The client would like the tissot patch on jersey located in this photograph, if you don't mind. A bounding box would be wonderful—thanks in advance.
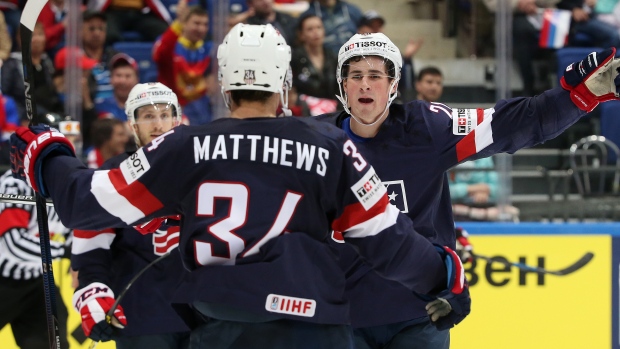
[120,148,151,184]
[351,167,386,210]
[383,180,409,213]
[452,109,479,135]
[265,294,316,317]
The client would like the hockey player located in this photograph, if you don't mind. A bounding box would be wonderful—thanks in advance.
[9,24,468,349]
[0,114,76,349]
[316,32,620,348]
[71,82,191,348]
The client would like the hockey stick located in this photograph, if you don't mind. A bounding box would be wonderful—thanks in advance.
[89,251,172,349]
[0,193,54,206]
[20,1,63,348]
[472,252,594,276]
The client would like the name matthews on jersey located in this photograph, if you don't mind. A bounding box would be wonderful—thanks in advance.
[193,135,330,176]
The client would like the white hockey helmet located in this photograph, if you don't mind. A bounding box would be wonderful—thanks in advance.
[217,23,292,110]
[125,82,181,124]
[336,33,403,83]
[336,33,403,125]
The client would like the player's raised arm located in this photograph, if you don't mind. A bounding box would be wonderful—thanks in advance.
[426,48,620,170]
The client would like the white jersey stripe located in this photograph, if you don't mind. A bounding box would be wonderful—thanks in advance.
[72,233,116,255]
[91,171,146,224]
[474,114,494,152]
[344,204,400,239]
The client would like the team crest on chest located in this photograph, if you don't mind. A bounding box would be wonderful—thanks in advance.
[244,70,256,85]
[383,180,408,213]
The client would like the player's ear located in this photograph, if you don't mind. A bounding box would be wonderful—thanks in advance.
[390,80,399,94]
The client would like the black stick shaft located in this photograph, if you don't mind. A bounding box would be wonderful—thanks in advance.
[20,0,61,347]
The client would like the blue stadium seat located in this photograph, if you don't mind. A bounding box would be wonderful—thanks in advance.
[112,42,157,83]
[120,31,144,42]
[599,100,620,160]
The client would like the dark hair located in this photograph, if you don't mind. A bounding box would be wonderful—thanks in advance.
[186,5,209,20]
[417,66,443,81]
[295,14,322,45]
[91,118,124,148]
[230,90,275,105]
[342,56,396,80]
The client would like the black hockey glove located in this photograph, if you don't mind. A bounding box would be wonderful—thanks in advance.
[426,245,472,331]
[560,47,620,112]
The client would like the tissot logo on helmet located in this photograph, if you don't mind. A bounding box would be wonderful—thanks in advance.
[345,41,388,51]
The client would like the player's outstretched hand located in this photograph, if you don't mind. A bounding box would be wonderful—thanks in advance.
[560,47,620,112]
[9,125,75,197]
[73,282,127,342]
[430,244,472,330]
[455,227,473,263]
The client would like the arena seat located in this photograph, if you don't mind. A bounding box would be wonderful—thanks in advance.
[112,42,157,83]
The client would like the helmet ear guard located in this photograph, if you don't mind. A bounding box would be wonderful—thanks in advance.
[336,33,403,124]
[217,23,292,111]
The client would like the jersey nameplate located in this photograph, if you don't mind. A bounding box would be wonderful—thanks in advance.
[452,109,478,135]
[265,294,316,317]
[351,167,386,210]
[120,148,151,184]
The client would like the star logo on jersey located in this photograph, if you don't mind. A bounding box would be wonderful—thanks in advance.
[383,180,408,213]
[244,70,256,85]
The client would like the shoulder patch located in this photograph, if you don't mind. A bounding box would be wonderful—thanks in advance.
[120,148,151,184]
[452,109,481,135]
[351,167,386,210]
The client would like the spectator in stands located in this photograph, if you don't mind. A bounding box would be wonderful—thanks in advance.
[449,157,520,221]
[484,0,620,96]
[0,11,10,61]
[416,66,444,102]
[0,91,19,141]
[558,0,620,48]
[300,0,363,54]
[245,0,296,45]
[82,10,120,105]
[153,0,214,125]
[41,47,99,149]
[38,0,68,57]
[597,0,620,34]
[1,22,55,121]
[86,118,129,168]
[88,0,171,43]
[291,14,339,114]
[356,10,421,101]
[96,53,140,121]
[0,0,19,49]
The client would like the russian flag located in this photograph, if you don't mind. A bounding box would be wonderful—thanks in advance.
[539,9,572,49]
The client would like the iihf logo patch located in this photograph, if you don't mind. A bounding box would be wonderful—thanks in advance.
[383,180,409,213]
[244,70,256,85]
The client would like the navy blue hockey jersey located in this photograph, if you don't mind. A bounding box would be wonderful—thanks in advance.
[70,152,190,337]
[317,87,587,327]
[42,116,450,324]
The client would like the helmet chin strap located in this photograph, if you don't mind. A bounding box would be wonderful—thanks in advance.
[338,78,400,128]
[278,89,292,117]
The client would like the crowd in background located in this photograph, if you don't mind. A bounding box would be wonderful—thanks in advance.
[1,0,618,221]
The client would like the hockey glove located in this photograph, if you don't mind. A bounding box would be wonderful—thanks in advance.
[560,47,620,112]
[455,227,474,263]
[430,245,471,331]
[134,215,181,235]
[73,282,127,342]
[9,125,75,197]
